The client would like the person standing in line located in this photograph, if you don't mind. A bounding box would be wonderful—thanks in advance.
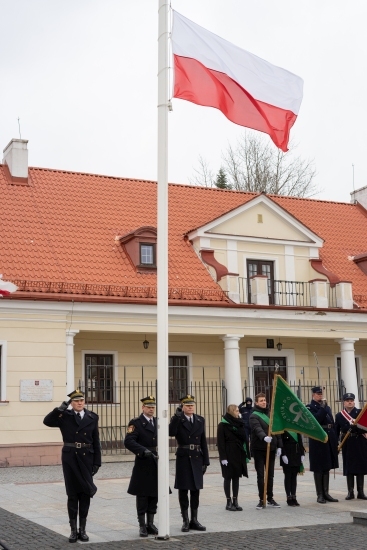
[306,386,339,504]
[43,389,101,543]
[238,397,253,448]
[335,392,367,500]
[217,404,249,511]
[124,396,159,537]
[169,394,209,532]
[280,431,305,506]
[249,393,282,510]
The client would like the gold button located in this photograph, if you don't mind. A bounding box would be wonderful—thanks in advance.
[83,453,85,456]
[84,433,86,435]
[76,432,78,434]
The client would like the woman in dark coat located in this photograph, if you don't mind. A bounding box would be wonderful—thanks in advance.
[280,431,305,506]
[217,404,249,511]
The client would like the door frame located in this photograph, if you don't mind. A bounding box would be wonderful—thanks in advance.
[246,348,296,392]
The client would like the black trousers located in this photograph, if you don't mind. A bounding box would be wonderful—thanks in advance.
[178,489,200,510]
[253,450,275,500]
[136,495,158,516]
[284,467,298,496]
[67,493,90,520]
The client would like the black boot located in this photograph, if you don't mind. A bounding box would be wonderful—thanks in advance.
[189,509,206,531]
[181,509,190,532]
[138,514,148,537]
[357,475,367,499]
[78,518,89,542]
[323,472,338,502]
[68,518,78,543]
[314,473,326,503]
[292,495,300,506]
[232,497,242,511]
[146,513,158,535]
[226,497,236,511]
[345,474,355,500]
[287,496,295,506]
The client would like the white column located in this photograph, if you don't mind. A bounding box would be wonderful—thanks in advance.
[66,330,79,394]
[336,338,359,407]
[222,335,244,406]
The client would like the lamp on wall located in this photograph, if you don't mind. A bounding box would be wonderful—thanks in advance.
[276,339,283,351]
[143,335,149,349]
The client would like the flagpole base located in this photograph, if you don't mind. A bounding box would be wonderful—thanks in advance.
[155,535,170,540]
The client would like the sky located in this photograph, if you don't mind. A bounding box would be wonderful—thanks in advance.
[1,0,367,203]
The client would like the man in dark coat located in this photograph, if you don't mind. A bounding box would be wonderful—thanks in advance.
[43,389,101,543]
[169,394,209,532]
[124,396,158,537]
[280,431,305,506]
[249,392,282,509]
[335,392,367,500]
[238,397,253,442]
[306,386,339,504]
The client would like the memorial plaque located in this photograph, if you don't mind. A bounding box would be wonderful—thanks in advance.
[20,379,53,401]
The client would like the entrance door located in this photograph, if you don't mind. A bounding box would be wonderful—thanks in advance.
[247,260,275,304]
[253,356,287,405]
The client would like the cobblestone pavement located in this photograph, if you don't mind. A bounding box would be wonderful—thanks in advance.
[0,506,366,550]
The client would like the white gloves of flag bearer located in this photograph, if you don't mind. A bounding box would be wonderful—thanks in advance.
[264,436,272,444]
[281,455,288,464]
[276,448,282,458]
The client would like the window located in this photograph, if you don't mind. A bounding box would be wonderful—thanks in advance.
[140,243,155,265]
[247,259,274,304]
[85,354,114,403]
[169,356,188,403]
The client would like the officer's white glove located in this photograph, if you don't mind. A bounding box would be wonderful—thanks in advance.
[281,455,288,464]
[301,455,305,463]
[276,448,282,458]
[264,436,272,444]
[221,460,228,466]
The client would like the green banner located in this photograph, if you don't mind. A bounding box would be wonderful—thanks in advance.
[271,375,328,443]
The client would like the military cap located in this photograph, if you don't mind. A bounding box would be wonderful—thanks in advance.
[141,396,156,406]
[67,389,85,401]
[180,394,195,405]
[311,386,323,394]
[343,392,355,401]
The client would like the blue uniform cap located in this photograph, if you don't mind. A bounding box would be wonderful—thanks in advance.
[343,393,355,401]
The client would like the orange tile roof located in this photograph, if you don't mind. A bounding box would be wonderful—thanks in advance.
[1,164,367,306]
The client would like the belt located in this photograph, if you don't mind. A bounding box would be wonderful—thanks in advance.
[63,442,91,449]
[343,432,358,438]
[178,444,201,451]
[321,424,333,429]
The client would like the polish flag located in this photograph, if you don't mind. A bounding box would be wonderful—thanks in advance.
[356,404,367,431]
[172,11,303,152]
[0,275,18,297]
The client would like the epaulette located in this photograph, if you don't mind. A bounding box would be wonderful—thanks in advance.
[87,410,99,420]
[128,417,139,425]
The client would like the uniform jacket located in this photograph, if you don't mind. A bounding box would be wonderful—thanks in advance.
[217,413,249,480]
[249,405,283,453]
[169,412,209,491]
[238,403,253,437]
[43,407,101,497]
[124,413,158,497]
[280,432,305,471]
[335,407,367,475]
[306,399,339,472]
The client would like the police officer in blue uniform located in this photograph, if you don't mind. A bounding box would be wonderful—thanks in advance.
[124,396,158,537]
[306,386,339,504]
[43,389,101,543]
[169,395,210,532]
[335,392,367,500]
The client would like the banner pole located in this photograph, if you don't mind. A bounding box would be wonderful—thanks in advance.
[338,402,367,452]
[263,374,278,507]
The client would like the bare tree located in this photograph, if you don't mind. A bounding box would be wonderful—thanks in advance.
[189,155,215,188]
[190,132,318,197]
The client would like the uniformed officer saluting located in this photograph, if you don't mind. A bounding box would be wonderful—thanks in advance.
[169,394,209,532]
[335,392,367,500]
[306,386,339,504]
[43,389,101,543]
[124,396,159,538]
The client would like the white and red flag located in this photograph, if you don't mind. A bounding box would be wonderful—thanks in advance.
[356,405,367,431]
[171,11,303,152]
[0,275,18,297]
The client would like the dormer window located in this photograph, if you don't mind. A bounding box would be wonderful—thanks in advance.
[140,243,155,266]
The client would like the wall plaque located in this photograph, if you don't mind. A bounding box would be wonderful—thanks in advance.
[20,379,53,401]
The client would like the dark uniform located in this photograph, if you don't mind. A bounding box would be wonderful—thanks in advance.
[124,396,158,537]
[335,392,367,500]
[43,389,101,542]
[169,394,209,532]
[280,431,305,506]
[238,397,253,443]
[306,386,339,504]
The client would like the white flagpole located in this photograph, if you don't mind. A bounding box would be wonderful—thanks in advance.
[157,0,170,539]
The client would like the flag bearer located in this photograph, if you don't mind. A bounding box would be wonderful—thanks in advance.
[335,392,367,500]
[43,389,101,543]
[169,395,210,532]
[124,396,159,537]
[306,386,339,504]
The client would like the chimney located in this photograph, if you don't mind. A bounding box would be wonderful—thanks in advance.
[3,139,28,179]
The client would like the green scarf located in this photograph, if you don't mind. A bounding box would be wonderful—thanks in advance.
[251,410,270,424]
[221,417,250,462]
